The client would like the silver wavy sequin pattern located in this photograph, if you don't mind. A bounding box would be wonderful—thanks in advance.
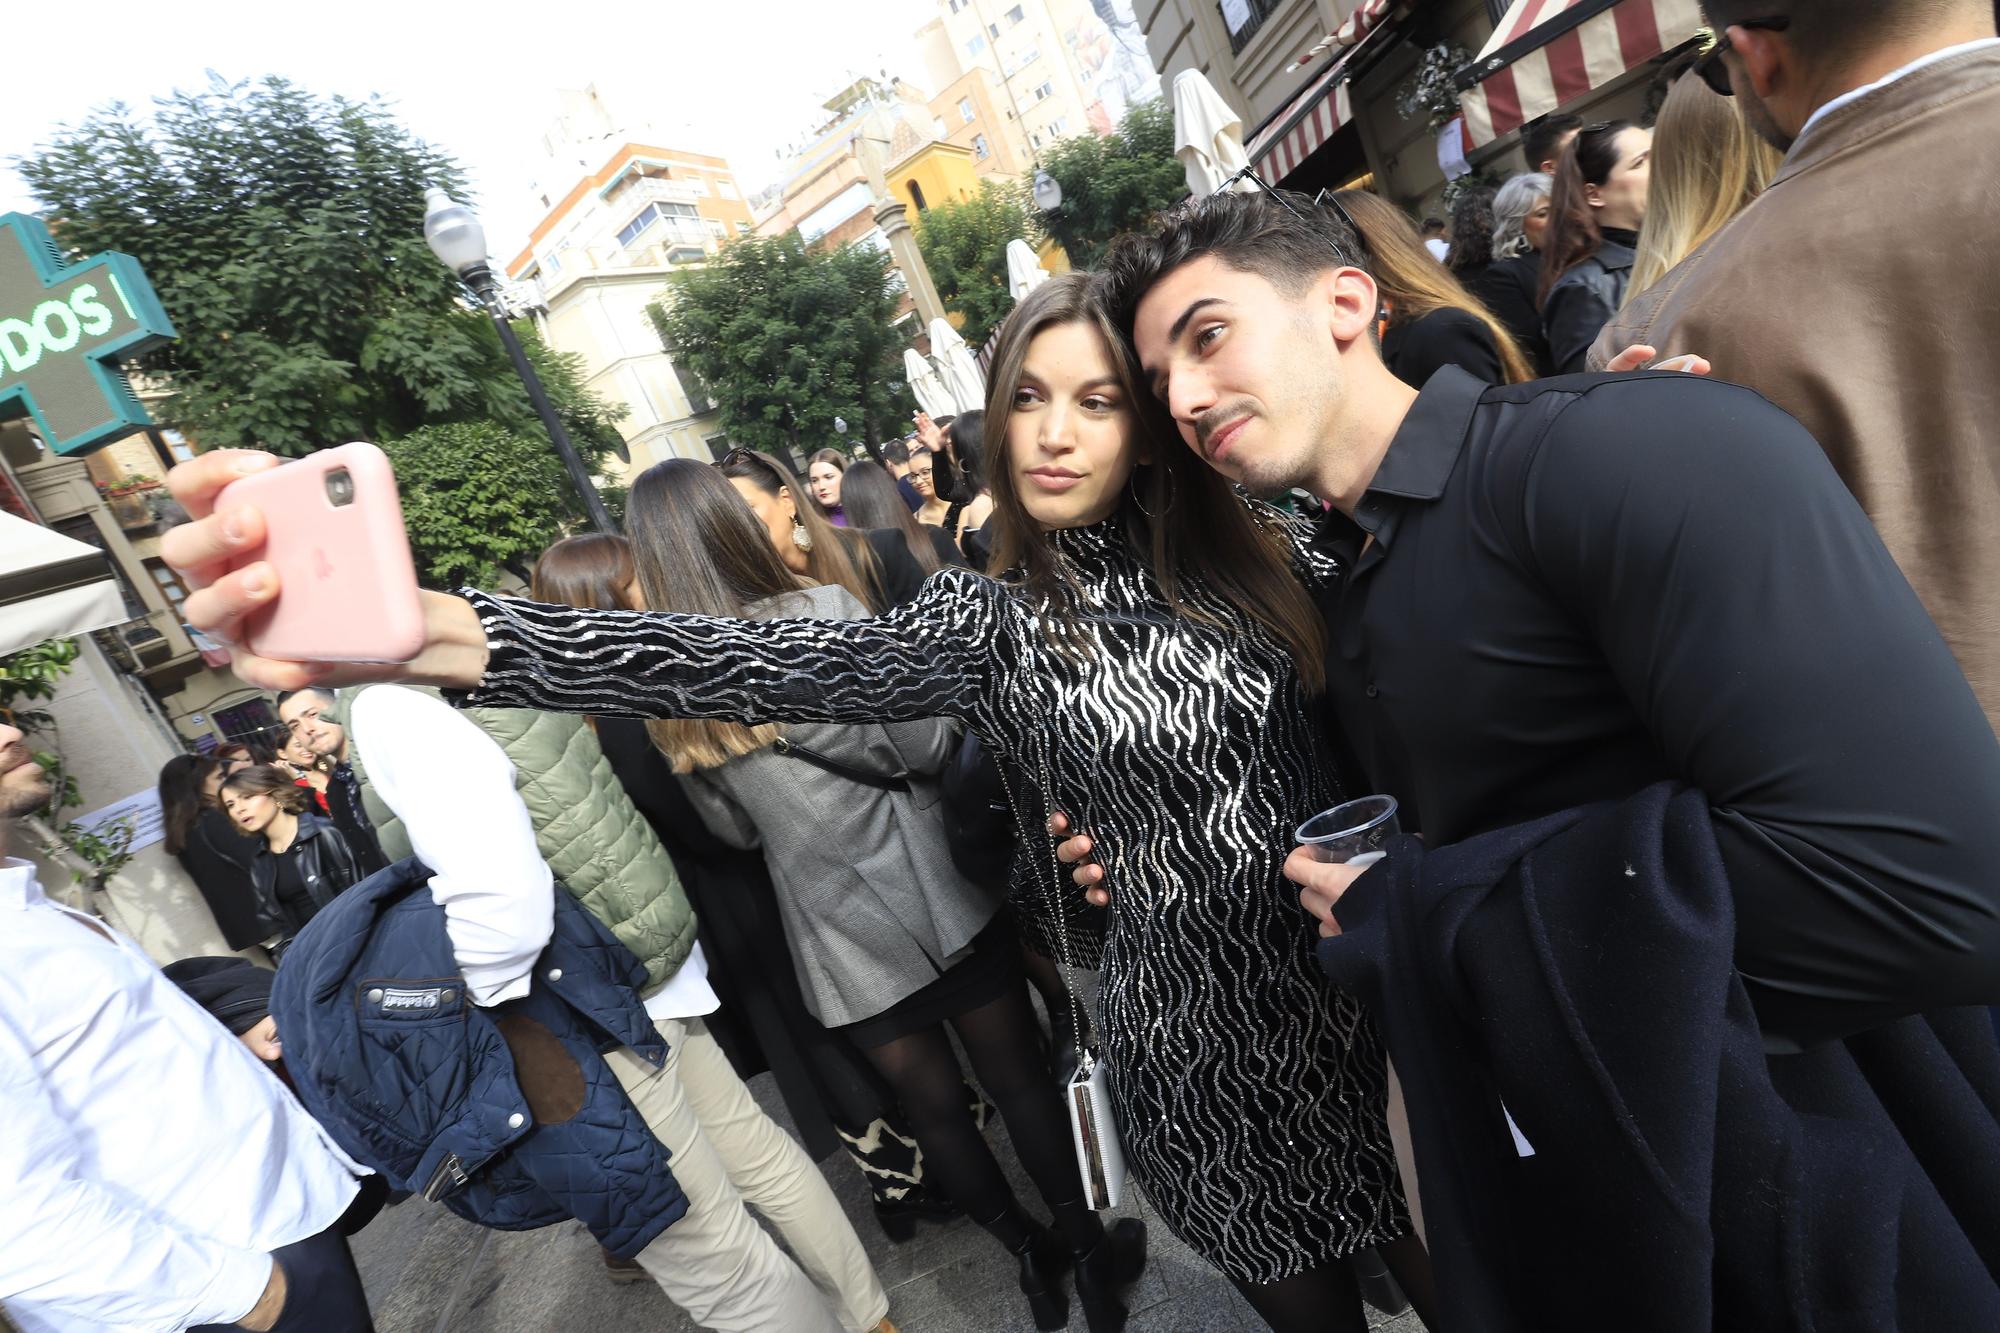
[458,514,1408,1282]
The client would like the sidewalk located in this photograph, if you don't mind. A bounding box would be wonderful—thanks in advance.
[350,1068,1428,1333]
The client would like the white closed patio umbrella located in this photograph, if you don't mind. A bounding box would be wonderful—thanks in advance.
[1173,69,1251,199]
[904,348,956,420]
[0,513,126,656]
[927,317,987,415]
[1006,239,1051,301]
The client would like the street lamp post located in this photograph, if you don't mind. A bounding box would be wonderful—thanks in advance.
[421,188,615,534]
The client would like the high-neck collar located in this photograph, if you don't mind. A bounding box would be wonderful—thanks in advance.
[1,857,44,910]
[1045,509,1130,563]
[1600,226,1641,250]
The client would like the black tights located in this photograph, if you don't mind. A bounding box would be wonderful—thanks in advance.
[1231,1260,1368,1333]
[860,979,1102,1254]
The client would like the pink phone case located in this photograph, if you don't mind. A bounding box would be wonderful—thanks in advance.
[216,442,427,664]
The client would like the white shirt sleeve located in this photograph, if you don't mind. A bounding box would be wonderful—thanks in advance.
[348,686,554,1005]
[0,1006,272,1329]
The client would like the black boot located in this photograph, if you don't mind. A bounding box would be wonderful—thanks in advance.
[872,1184,960,1243]
[1012,1227,1073,1331]
[1071,1218,1147,1333]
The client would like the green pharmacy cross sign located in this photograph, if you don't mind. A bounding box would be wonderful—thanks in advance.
[0,212,176,456]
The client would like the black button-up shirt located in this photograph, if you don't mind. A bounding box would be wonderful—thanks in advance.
[1314,367,2000,1049]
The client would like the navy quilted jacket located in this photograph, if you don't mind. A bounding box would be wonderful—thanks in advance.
[270,857,689,1258]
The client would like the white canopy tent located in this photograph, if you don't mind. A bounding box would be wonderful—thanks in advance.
[927,317,987,415]
[1172,69,1251,198]
[0,512,126,657]
[1006,239,1052,301]
[904,348,957,420]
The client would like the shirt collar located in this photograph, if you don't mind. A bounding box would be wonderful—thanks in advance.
[1797,38,2000,142]
[1349,365,1486,533]
[1,857,47,910]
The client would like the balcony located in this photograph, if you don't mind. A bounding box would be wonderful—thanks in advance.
[99,481,170,534]
[1220,0,1287,55]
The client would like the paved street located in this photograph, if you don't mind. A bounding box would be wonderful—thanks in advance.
[351,1068,1427,1333]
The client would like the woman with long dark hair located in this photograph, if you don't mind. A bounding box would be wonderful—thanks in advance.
[220,764,365,958]
[1538,120,1653,373]
[838,461,962,574]
[159,753,266,949]
[934,411,996,559]
[715,449,932,611]
[530,532,964,1245]
[225,273,1425,1329]
[614,460,1144,1329]
[1442,182,1497,286]
[1335,189,1534,388]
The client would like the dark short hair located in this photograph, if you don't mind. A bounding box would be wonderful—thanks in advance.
[1421,216,1446,233]
[275,686,336,716]
[882,440,911,465]
[1098,188,1370,343]
[1703,0,1980,64]
[1523,113,1584,170]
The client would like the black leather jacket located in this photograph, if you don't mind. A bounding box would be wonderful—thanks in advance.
[1543,235,1637,375]
[249,811,364,942]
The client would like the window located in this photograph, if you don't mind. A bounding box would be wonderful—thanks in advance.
[1031,131,1043,149]
[1006,4,1024,22]
[907,179,929,211]
[705,434,733,461]
[617,200,699,248]
[684,176,708,195]
[706,219,727,238]
[1033,81,1054,102]
[736,220,750,233]
[966,34,986,57]
[543,251,563,275]
[958,96,975,123]
[973,134,991,159]
[143,558,189,614]
[718,179,737,199]
[1051,116,1070,136]
[1007,45,1039,74]
[948,0,967,10]
[988,22,999,38]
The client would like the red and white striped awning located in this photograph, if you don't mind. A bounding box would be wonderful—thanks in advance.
[1458,0,1704,148]
[1247,0,1396,182]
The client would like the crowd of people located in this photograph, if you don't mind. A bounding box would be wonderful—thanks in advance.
[6,3,2000,1331]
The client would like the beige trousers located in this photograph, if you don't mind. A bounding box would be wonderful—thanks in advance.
[607,1017,889,1333]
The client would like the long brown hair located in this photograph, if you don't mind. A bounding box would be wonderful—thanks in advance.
[624,460,799,772]
[159,754,221,856]
[840,459,942,575]
[806,448,850,516]
[1627,71,1780,301]
[717,449,887,613]
[1539,120,1636,307]
[985,273,1327,692]
[220,764,313,816]
[1334,189,1534,385]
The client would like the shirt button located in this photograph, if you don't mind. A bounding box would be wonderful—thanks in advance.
[546,967,563,982]
[1365,681,1380,698]
[507,1112,525,1129]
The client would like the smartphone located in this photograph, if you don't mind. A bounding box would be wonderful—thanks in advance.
[215,441,426,664]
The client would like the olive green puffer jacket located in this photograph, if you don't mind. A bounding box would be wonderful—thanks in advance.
[346,689,696,994]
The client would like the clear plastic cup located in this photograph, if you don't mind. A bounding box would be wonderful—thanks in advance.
[1295,795,1400,866]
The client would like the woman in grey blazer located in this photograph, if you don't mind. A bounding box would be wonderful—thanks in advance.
[613,460,1143,1332]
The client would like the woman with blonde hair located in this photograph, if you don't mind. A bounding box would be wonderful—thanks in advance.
[1625,62,1783,301]
[1334,189,1535,388]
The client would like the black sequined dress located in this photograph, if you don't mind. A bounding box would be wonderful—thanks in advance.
[455,513,1408,1282]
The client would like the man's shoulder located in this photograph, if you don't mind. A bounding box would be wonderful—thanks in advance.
[1471,372,1803,468]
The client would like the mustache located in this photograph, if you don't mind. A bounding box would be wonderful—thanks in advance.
[1193,402,1255,451]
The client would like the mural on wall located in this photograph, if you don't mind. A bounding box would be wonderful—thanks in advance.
[1064,0,1161,136]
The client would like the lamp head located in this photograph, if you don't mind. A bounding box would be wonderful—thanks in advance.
[423,188,490,279]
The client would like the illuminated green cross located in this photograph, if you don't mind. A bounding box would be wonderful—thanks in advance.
[0,212,176,456]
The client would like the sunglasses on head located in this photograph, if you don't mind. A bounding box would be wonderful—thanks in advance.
[1691,16,1791,97]
[1213,164,1371,267]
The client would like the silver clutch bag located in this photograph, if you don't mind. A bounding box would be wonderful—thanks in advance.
[1067,1049,1127,1210]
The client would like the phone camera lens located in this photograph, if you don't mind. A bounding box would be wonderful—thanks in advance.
[325,469,355,507]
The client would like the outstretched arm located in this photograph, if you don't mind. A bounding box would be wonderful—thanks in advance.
[455,571,996,729]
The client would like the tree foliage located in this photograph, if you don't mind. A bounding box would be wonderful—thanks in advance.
[914,181,1034,349]
[14,77,607,459]
[648,234,915,460]
[1038,98,1188,270]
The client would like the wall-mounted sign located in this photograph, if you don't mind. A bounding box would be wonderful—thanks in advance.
[0,212,176,456]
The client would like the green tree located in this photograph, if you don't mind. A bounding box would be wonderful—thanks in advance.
[648,234,915,460]
[1038,98,1188,270]
[914,181,1034,348]
[13,77,589,457]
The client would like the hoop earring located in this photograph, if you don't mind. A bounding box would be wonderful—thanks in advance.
[791,515,814,553]
[1131,465,1174,521]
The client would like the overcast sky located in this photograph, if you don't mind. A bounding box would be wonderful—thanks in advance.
[0,0,940,257]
